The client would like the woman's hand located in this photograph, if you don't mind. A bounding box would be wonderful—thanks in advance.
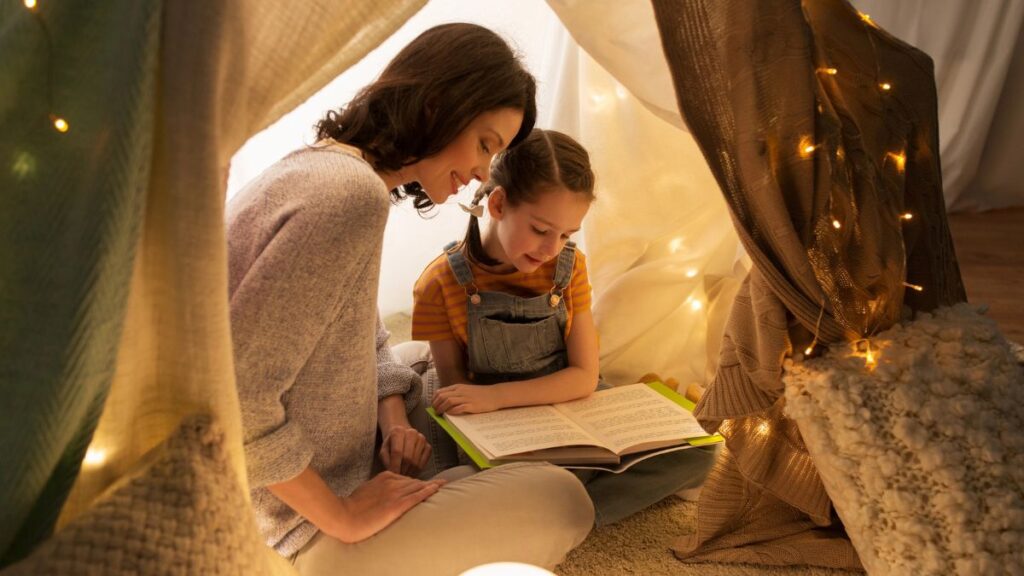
[326,471,444,543]
[432,383,502,415]
[379,425,431,476]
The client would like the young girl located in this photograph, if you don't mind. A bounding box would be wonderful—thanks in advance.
[411,129,716,525]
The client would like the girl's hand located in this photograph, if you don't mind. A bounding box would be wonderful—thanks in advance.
[327,472,444,543]
[432,383,502,415]
[379,425,431,476]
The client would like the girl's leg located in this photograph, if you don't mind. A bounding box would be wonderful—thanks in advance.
[577,446,718,526]
[291,462,594,576]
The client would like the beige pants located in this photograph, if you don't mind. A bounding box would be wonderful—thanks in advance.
[291,462,594,575]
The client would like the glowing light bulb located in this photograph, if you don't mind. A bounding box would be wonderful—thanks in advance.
[804,345,814,355]
[668,237,684,253]
[900,213,914,221]
[24,0,37,9]
[903,282,924,292]
[685,268,698,278]
[614,84,629,100]
[888,151,906,172]
[52,116,69,133]
[798,136,816,158]
[690,299,703,311]
[756,421,771,436]
[859,12,875,26]
[83,447,107,467]
[832,219,842,229]
[880,82,892,91]
[825,67,837,75]
[865,344,877,368]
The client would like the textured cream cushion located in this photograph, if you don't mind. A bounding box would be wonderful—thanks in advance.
[784,304,1024,574]
[4,415,276,576]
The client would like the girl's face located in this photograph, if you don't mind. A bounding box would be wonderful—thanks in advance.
[486,186,591,273]
[410,107,524,206]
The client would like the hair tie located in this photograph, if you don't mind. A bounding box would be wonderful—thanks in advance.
[459,203,485,218]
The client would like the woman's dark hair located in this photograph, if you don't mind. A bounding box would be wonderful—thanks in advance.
[464,129,596,266]
[315,23,537,211]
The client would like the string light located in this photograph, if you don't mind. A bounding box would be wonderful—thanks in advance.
[887,151,906,172]
[83,447,107,467]
[24,0,37,9]
[685,268,698,278]
[903,282,924,292]
[865,341,877,368]
[900,213,914,221]
[690,299,703,311]
[832,219,842,229]
[799,136,817,157]
[51,115,69,133]
[859,12,877,27]
[879,82,892,91]
[818,67,838,76]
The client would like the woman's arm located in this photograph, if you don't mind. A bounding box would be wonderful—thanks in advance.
[432,309,600,414]
[267,466,443,544]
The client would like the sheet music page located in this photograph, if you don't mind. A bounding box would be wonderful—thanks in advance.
[555,383,707,454]
[445,404,599,458]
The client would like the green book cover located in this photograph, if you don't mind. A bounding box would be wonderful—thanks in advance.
[426,381,723,469]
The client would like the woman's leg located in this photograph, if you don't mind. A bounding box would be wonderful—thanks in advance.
[292,462,594,576]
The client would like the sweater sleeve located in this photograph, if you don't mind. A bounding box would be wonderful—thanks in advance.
[228,154,387,488]
[375,313,422,411]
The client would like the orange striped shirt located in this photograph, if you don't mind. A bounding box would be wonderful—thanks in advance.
[412,246,592,348]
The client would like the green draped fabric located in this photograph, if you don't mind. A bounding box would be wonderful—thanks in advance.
[0,1,160,565]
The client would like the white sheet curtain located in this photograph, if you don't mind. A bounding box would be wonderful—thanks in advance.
[226,0,1024,388]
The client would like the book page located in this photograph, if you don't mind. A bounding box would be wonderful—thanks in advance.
[555,383,708,454]
[445,405,600,458]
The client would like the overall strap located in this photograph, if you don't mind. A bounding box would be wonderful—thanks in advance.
[443,241,476,287]
[444,241,482,304]
[548,241,577,307]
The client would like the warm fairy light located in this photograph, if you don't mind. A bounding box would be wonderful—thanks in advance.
[668,237,684,253]
[52,116,69,133]
[903,282,924,292]
[685,268,699,278]
[756,420,771,436]
[900,213,914,221]
[859,12,876,27]
[799,136,818,158]
[832,219,842,229]
[24,0,37,9]
[865,345,877,368]
[818,67,838,76]
[804,345,815,356]
[83,447,107,467]
[690,299,703,311]
[880,82,892,91]
[614,84,629,100]
[888,151,906,172]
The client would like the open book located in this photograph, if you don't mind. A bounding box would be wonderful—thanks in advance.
[427,382,722,473]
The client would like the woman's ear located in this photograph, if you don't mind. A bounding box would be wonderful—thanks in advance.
[487,187,506,220]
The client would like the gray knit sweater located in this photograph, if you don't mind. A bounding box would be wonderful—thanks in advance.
[227,145,420,556]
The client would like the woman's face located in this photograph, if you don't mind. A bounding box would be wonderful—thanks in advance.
[410,107,524,205]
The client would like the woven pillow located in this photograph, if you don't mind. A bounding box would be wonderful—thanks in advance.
[3,415,276,576]
[784,304,1024,575]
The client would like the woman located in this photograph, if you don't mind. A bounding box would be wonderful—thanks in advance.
[227,23,593,575]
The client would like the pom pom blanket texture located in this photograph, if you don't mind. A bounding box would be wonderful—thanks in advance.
[784,304,1024,575]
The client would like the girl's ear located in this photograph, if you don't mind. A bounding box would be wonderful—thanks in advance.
[487,187,507,220]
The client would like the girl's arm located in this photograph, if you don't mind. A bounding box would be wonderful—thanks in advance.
[429,339,471,387]
[432,309,600,414]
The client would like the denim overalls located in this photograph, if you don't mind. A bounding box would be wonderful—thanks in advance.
[444,240,575,385]
[440,241,718,526]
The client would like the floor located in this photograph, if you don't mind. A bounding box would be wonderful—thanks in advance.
[947,207,1024,343]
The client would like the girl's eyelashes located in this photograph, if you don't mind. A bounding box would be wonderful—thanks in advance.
[480,140,491,154]
[531,225,548,235]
